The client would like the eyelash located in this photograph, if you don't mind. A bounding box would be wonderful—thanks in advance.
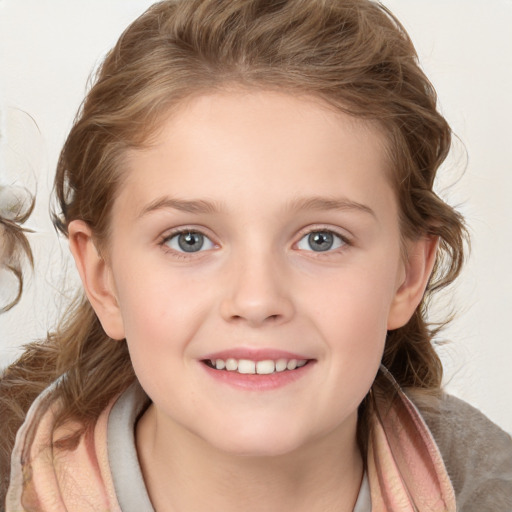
[158,226,352,258]
[295,226,352,255]
[158,228,216,259]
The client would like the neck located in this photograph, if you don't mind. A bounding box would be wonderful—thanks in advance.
[136,405,364,512]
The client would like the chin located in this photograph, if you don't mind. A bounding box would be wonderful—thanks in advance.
[201,422,309,458]
[189,405,357,460]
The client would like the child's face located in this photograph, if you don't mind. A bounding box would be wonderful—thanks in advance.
[93,91,416,455]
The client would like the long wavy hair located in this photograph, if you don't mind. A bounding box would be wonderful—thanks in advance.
[0,0,467,494]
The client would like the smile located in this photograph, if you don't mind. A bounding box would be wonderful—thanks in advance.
[204,358,309,374]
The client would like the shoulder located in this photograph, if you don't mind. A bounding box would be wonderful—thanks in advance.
[5,380,122,511]
[417,393,512,511]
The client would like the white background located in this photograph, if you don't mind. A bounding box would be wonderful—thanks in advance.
[0,0,511,433]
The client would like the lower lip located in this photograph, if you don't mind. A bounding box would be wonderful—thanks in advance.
[200,361,314,391]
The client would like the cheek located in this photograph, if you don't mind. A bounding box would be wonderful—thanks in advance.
[306,256,399,372]
[113,263,216,357]
[310,259,399,332]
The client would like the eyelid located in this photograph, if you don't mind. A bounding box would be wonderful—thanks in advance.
[159,226,218,254]
[157,224,352,256]
[294,226,352,252]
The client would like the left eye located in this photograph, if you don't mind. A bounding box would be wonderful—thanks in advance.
[164,231,215,253]
[296,230,346,252]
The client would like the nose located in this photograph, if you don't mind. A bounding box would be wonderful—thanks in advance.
[219,249,295,327]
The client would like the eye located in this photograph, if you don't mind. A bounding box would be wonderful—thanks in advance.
[163,231,215,253]
[296,230,346,252]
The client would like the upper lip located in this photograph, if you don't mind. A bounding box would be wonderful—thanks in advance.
[201,348,312,362]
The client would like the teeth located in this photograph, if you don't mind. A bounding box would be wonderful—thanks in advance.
[287,359,297,370]
[256,360,275,374]
[275,359,288,372]
[209,358,308,374]
[238,359,256,374]
[225,358,238,371]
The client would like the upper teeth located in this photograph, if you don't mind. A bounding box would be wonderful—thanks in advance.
[209,358,308,374]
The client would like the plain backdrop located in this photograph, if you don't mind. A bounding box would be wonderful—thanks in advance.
[0,0,511,433]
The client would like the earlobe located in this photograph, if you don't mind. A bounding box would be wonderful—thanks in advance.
[68,220,125,340]
[387,236,439,330]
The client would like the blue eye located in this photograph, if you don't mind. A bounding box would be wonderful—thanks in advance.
[164,231,215,253]
[297,230,346,252]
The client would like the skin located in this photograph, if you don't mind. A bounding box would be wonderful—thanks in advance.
[69,90,437,512]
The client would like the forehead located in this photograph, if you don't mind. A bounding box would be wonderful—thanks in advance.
[117,90,395,219]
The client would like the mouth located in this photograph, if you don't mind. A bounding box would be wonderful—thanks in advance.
[202,358,310,375]
[200,349,315,390]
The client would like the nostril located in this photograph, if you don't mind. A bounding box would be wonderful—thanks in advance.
[220,294,294,326]
[229,313,279,323]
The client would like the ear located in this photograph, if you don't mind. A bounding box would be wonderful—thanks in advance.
[387,236,438,330]
[68,220,125,340]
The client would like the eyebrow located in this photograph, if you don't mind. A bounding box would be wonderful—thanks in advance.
[286,196,376,218]
[137,195,375,218]
[137,197,223,218]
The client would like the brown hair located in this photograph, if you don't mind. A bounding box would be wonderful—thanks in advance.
[0,0,467,493]
[0,186,34,313]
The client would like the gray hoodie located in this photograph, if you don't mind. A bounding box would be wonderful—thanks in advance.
[421,394,512,510]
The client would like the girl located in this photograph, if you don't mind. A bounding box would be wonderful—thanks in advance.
[1,0,511,510]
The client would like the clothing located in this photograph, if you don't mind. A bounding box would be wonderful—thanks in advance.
[420,393,512,510]
[107,385,368,511]
[5,371,512,511]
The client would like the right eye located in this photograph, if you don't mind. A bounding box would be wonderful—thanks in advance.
[163,231,215,253]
